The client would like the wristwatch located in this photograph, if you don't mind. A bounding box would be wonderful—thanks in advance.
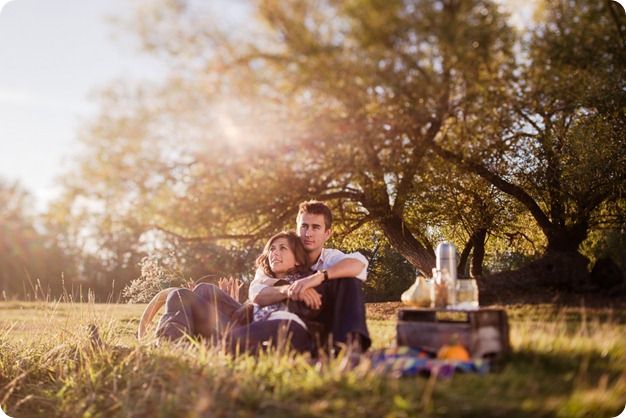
[318,269,329,282]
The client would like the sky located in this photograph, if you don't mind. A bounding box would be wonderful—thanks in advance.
[0,0,165,211]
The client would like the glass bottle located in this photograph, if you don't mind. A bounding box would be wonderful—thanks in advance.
[430,268,450,309]
[455,279,479,310]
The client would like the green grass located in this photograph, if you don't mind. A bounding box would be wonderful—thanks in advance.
[1,301,625,417]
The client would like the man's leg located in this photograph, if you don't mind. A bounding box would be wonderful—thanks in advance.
[315,277,371,352]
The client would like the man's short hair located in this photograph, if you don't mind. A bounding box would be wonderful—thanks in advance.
[297,200,332,231]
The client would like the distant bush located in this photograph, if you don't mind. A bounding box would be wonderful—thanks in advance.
[362,244,415,302]
[122,256,188,303]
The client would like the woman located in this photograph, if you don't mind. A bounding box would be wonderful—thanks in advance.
[153,231,315,354]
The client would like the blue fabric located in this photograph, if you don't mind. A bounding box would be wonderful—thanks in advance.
[367,346,490,378]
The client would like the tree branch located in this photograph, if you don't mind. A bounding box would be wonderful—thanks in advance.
[148,225,255,243]
[432,141,555,237]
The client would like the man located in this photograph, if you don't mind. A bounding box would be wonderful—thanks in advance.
[249,200,371,352]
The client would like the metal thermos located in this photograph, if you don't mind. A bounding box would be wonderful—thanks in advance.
[436,241,457,307]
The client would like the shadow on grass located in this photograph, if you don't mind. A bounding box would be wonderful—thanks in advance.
[431,348,625,418]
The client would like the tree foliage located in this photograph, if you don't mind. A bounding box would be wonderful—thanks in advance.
[46,0,626,298]
[0,180,71,299]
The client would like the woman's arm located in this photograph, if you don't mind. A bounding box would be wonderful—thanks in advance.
[252,284,289,306]
[253,278,322,309]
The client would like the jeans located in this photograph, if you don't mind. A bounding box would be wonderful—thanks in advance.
[155,283,313,354]
[314,277,371,351]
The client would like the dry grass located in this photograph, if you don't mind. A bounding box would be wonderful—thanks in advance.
[1,300,625,417]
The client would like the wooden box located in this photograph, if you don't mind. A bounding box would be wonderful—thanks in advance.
[396,308,510,359]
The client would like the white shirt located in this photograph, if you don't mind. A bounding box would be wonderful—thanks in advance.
[248,248,369,302]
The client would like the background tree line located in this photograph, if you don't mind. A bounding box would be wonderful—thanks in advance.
[1,0,624,302]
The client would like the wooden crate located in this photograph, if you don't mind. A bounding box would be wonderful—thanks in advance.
[396,308,510,359]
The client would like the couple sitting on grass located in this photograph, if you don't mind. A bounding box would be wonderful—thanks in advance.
[154,200,371,356]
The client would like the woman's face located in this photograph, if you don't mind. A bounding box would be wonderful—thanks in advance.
[268,237,298,278]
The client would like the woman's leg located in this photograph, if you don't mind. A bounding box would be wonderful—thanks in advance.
[192,283,242,337]
[225,320,313,355]
[155,288,207,341]
[155,284,241,342]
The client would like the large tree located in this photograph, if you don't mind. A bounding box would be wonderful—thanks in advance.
[57,0,624,293]
[433,0,626,287]
[60,0,517,278]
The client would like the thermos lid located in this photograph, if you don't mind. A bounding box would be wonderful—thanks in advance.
[436,241,456,257]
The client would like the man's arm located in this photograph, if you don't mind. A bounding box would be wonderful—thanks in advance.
[289,254,368,299]
[320,249,369,281]
[325,257,367,280]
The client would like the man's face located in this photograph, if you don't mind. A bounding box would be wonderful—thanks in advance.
[297,212,331,254]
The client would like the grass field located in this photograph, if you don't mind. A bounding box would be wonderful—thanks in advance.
[1,299,625,417]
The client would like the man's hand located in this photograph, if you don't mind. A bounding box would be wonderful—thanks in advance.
[286,288,322,319]
[294,288,322,310]
[288,271,324,301]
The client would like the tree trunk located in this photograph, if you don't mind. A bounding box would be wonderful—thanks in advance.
[377,215,436,277]
[470,228,487,277]
[458,238,473,276]
[545,222,589,253]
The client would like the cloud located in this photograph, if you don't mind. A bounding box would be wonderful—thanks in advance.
[0,89,80,111]
[0,89,59,107]
[0,1,13,13]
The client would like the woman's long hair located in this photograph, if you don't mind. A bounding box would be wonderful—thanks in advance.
[255,231,311,278]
